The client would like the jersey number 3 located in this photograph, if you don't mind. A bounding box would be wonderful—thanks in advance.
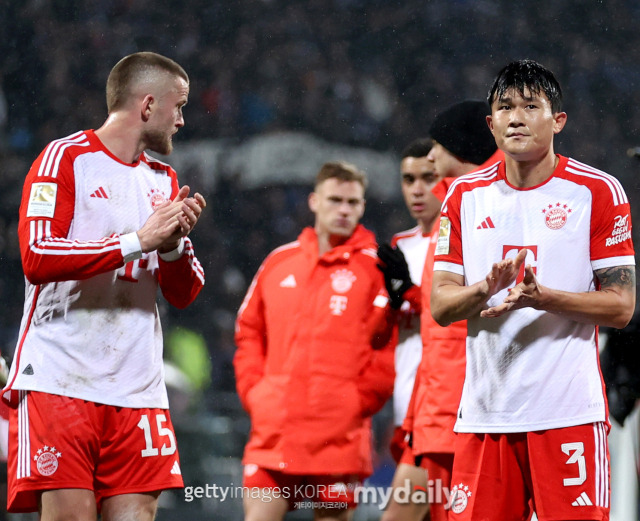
[562,441,587,486]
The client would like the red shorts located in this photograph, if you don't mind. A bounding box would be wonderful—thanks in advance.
[449,423,610,521]
[390,426,411,464]
[416,452,454,521]
[243,464,360,510]
[8,390,184,513]
[398,438,415,465]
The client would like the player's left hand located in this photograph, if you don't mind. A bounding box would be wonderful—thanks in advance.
[480,264,544,318]
[158,186,207,252]
[176,190,206,236]
[377,244,414,309]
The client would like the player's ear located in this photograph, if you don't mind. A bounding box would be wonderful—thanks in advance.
[357,199,366,220]
[553,112,567,134]
[486,114,494,134]
[308,191,318,213]
[141,94,154,122]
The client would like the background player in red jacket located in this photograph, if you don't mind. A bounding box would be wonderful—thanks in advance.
[3,52,206,520]
[234,161,395,521]
[381,101,499,521]
[432,60,635,521]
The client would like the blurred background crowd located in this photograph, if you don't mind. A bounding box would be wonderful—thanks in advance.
[1,0,640,519]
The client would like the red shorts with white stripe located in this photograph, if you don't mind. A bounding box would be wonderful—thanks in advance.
[7,390,184,513]
[449,423,609,521]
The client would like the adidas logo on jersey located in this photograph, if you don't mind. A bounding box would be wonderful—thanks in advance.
[572,491,593,506]
[170,461,182,475]
[280,275,296,288]
[90,187,109,199]
[476,216,495,229]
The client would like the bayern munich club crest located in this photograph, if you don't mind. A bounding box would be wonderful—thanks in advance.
[147,188,168,210]
[34,445,62,476]
[448,483,472,514]
[541,202,572,230]
[330,269,357,293]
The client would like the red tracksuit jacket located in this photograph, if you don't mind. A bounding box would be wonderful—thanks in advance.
[234,225,395,475]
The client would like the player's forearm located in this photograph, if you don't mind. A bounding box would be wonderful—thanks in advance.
[536,285,635,329]
[431,278,490,326]
[20,234,133,285]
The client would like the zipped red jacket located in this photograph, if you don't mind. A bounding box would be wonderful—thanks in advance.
[234,225,395,475]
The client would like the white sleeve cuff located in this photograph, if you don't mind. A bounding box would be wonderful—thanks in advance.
[373,294,389,308]
[433,261,465,276]
[158,238,185,262]
[121,232,143,264]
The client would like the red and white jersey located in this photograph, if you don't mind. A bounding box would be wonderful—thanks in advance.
[434,156,635,433]
[4,130,205,409]
[391,226,430,426]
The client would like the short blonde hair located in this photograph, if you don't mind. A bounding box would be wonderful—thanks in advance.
[105,52,188,113]
[314,161,368,190]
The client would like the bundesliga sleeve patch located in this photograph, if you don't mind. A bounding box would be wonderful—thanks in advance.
[27,182,58,218]
[435,217,451,255]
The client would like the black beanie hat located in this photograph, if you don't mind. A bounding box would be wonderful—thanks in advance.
[429,100,497,165]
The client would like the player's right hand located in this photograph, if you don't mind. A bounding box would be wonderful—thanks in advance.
[484,248,528,296]
[137,185,201,253]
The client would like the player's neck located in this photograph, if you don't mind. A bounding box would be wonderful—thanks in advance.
[418,215,437,235]
[504,149,559,188]
[95,114,145,164]
[316,230,349,256]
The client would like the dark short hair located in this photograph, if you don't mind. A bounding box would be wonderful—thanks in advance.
[401,138,432,160]
[315,161,368,190]
[488,59,563,113]
[106,52,189,113]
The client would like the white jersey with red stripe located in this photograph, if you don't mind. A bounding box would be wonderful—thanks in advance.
[434,155,635,433]
[391,226,431,426]
[4,130,205,409]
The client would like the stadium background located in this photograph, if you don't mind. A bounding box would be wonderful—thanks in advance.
[1,1,639,519]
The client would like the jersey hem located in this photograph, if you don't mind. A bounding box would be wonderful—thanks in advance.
[8,384,169,410]
[454,413,605,433]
